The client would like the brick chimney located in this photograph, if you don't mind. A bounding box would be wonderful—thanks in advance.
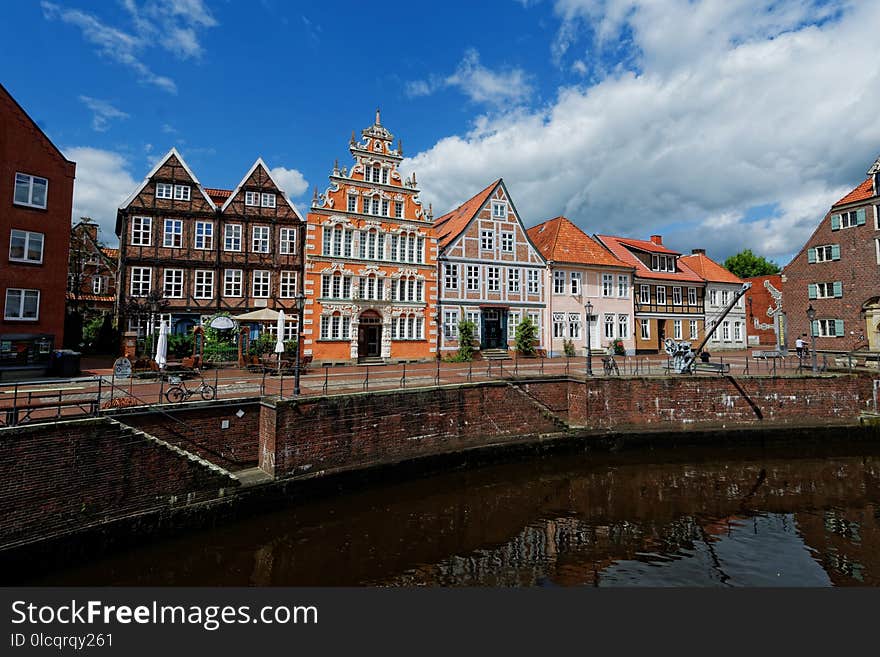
[650,235,663,245]
[691,248,706,255]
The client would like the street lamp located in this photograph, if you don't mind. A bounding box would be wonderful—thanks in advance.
[293,292,306,396]
[806,304,818,373]
[585,299,593,376]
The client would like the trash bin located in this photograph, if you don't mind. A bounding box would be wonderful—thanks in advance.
[51,349,81,377]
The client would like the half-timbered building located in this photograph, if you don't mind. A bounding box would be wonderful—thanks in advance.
[116,149,304,342]
[436,179,546,354]
[304,111,438,364]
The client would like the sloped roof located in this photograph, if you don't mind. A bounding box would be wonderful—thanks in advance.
[595,234,703,282]
[205,188,232,204]
[100,247,119,260]
[433,179,500,249]
[119,147,217,211]
[220,158,304,219]
[679,252,743,284]
[832,178,875,208]
[66,292,115,303]
[527,217,631,269]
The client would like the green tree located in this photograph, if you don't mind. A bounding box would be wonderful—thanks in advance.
[515,316,538,356]
[456,320,477,361]
[723,249,780,278]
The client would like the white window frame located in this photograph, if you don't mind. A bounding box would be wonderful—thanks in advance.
[553,313,566,339]
[252,225,271,253]
[492,201,507,218]
[445,264,458,291]
[443,309,460,339]
[194,221,213,250]
[4,288,40,320]
[689,320,698,340]
[554,271,566,295]
[394,201,403,219]
[674,319,682,340]
[92,276,107,295]
[347,195,358,213]
[163,268,184,298]
[656,286,666,305]
[487,267,500,292]
[194,270,214,299]
[639,284,650,304]
[617,275,629,298]
[640,319,650,340]
[508,268,521,293]
[129,267,152,297]
[501,231,514,253]
[688,287,697,305]
[261,193,276,208]
[672,287,682,305]
[155,183,173,200]
[224,224,242,252]
[604,313,615,340]
[570,272,582,295]
[480,230,494,251]
[8,229,44,264]
[280,271,297,298]
[245,191,260,206]
[279,228,296,255]
[163,218,183,248]
[527,270,540,294]
[618,314,630,339]
[814,245,835,263]
[131,216,152,247]
[602,274,613,297]
[173,185,191,201]
[13,173,48,209]
[252,270,271,298]
[224,269,243,297]
[467,266,480,292]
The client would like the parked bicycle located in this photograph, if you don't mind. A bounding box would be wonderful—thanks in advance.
[164,376,216,403]
[602,356,620,376]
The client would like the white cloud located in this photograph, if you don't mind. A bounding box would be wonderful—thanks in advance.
[406,49,532,106]
[269,166,309,199]
[65,147,139,244]
[405,0,880,264]
[78,96,129,132]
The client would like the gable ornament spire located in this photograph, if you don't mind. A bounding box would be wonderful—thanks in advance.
[375,107,381,126]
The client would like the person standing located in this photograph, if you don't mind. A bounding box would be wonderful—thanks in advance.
[795,335,805,358]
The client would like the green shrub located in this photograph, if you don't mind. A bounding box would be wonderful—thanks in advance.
[612,338,625,355]
[563,338,576,357]
[515,315,538,356]
[457,320,477,361]
[168,333,193,358]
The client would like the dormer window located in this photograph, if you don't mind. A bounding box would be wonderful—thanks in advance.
[261,193,276,208]
[245,191,259,206]
[492,201,507,218]
[651,254,675,272]
[173,185,190,201]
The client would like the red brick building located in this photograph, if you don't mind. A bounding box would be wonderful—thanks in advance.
[782,158,880,352]
[743,274,784,348]
[0,83,76,376]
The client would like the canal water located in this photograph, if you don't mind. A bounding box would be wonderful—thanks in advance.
[23,439,880,586]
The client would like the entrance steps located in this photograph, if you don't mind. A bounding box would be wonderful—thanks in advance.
[357,356,385,366]
[481,349,511,360]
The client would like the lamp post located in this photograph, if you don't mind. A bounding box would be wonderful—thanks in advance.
[585,300,593,376]
[293,292,305,396]
[807,304,818,373]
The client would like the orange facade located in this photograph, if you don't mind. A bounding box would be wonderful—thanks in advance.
[303,112,438,364]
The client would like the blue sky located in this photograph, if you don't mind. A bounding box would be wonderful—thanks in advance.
[3,0,880,266]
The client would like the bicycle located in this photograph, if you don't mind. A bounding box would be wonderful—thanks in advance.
[164,375,216,403]
[602,356,620,376]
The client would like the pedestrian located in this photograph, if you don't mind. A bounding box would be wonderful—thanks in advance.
[795,335,804,358]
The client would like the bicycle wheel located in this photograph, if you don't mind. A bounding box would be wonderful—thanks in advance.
[165,386,186,403]
[200,385,216,401]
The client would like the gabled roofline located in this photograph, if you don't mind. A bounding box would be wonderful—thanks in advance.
[220,157,304,220]
[118,147,217,211]
[0,82,75,168]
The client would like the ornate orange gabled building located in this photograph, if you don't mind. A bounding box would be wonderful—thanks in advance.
[304,111,438,364]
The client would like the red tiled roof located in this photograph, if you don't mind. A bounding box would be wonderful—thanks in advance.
[66,292,115,303]
[434,180,500,249]
[527,217,631,269]
[832,177,875,208]
[595,234,704,282]
[101,247,119,260]
[679,253,743,284]
[205,187,233,204]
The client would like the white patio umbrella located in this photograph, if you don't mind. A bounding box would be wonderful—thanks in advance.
[274,309,286,371]
[155,320,169,370]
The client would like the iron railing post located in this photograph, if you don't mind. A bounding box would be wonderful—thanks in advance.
[400,362,407,389]
[323,365,329,394]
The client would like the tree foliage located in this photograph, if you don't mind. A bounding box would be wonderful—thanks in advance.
[456,320,477,361]
[515,316,538,356]
[723,249,780,278]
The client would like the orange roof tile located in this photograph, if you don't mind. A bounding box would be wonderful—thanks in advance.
[205,187,233,204]
[101,247,119,260]
[434,180,500,249]
[66,292,115,303]
[679,252,743,284]
[595,234,704,282]
[527,217,631,269]
[832,177,875,208]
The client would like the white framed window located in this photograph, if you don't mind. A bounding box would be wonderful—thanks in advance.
[651,254,675,272]
[8,230,44,263]
[733,321,742,342]
[130,267,151,297]
[528,312,541,333]
[673,319,682,340]
[465,310,481,339]
[618,314,630,339]
[371,198,380,216]
[709,289,718,305]
[527,270,540,294]
[508,268,520,293]
[358,275,384,301]
[689,320,698,340]
[321,273,352,299]
[501,232,514,253]
[224,224,242,251]
[163,268,184,298]
[155,183,173,200]
[707,320,717,341]
[163,219,183,248]
[4,288,40,320]
[811,282,841,299]
[323,226,353,258]
[13,173,48,209]
[362,197,371,215]
[92,276,107,294]
[602,274,613,297]
[279,228,296,255]
[570,272,582,295]
[481,230,494,251]
[672,287,682,305]
[443,309,459,339]
[261,193,276,208]
[394,201,403,218]
[554,271,566,295]
[814,318,844,337]
[252,225,270,253]
[617,275,629,298]
[320,314,351,340]
[492,201,507,218]
[381,199,389,217]
[194,221,213,250]
[252,270,271,298]
[487,267,500,292]
[245,191,260,207]
[639,284,650,304]
[810,244,839,263]
[722,321,731,341]
[640,319,650,340]
[224,269,243,297]
[553,312,566,339]
[347,195,358,213]
[656,286,666,305]
[688,287,697,305]
[280,271,297,298]
[445,264,458,291]
[508,311,521,339]
[604,313,615,339]
[839,209,861,229]
[131,216,152,246]
[194,270,214,299]
[173,185,191,201]
[467,266,480,291]
[721,290,730,306]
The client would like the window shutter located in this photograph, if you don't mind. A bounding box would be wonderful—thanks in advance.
[807,248,816,264]
[808,284,817,299]
[833,281,843,297]
[857,208,866,226]
[812,320,819,336]
[835,319,844,336]
[831,244,841,260]
[831,214,841,231]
